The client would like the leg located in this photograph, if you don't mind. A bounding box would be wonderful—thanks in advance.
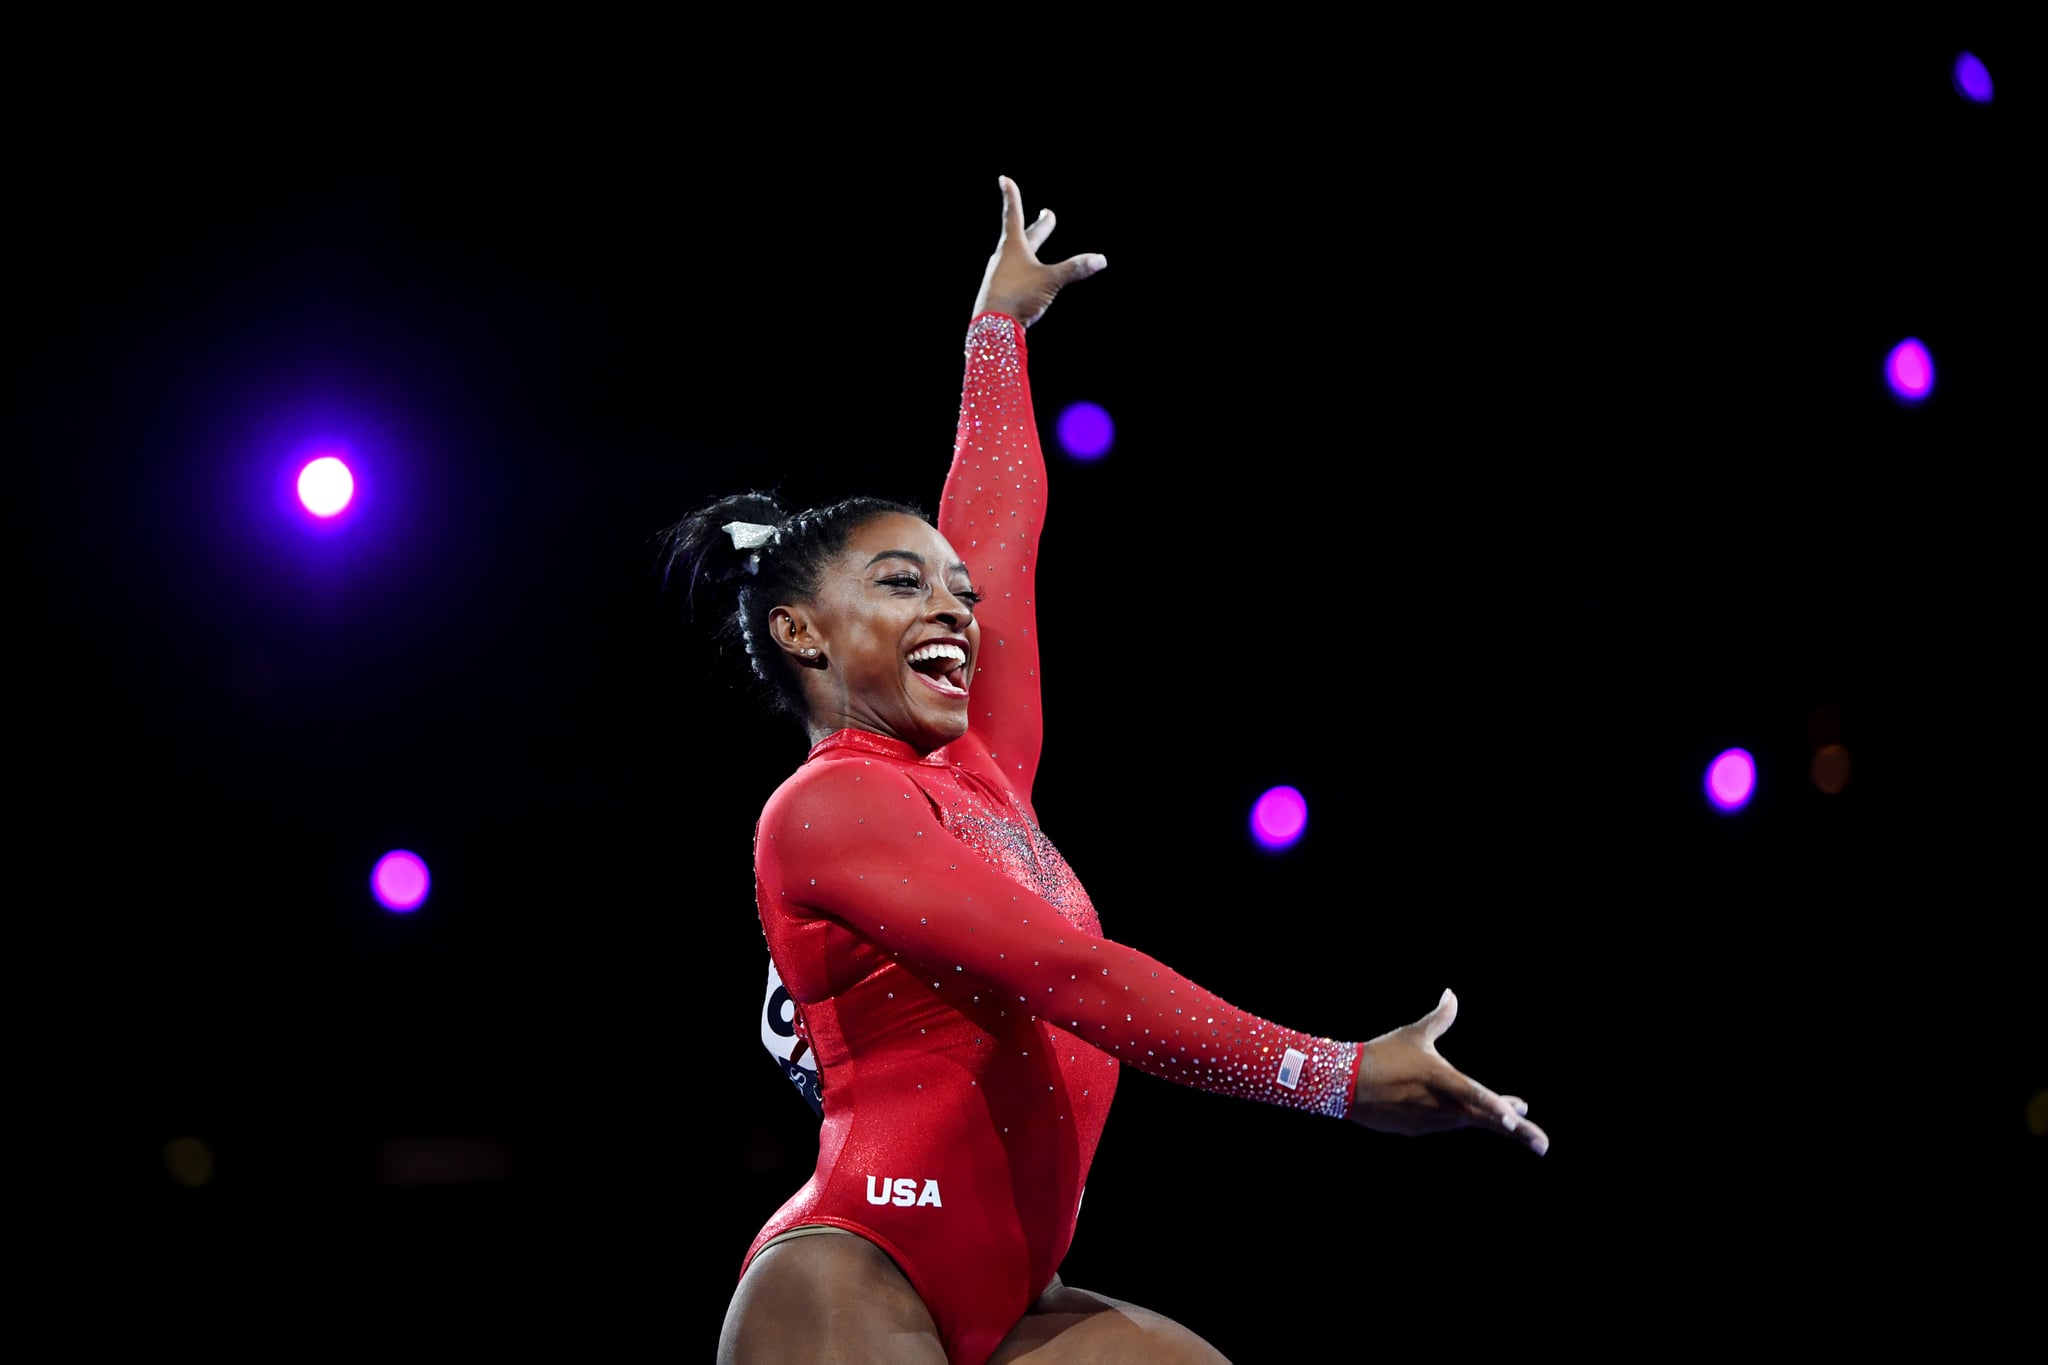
[717,1229,948,1365]
[987,1275,1231,1364]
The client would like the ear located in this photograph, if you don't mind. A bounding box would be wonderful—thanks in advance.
[767,605,822,664]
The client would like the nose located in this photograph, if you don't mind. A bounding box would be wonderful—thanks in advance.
[928,585,975,631]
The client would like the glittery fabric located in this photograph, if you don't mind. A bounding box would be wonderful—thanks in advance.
[742,313,1361,1365]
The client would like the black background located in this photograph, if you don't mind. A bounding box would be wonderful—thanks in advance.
[18,18,2038,1355]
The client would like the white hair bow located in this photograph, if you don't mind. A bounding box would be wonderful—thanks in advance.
[721,521,780,573]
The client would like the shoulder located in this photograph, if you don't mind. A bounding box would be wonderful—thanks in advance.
[759,752,921,834]
[755,754,941,883]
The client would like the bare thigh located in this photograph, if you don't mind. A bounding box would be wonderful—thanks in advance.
[717,1229,948,1365]
[987,1275,1231,1364]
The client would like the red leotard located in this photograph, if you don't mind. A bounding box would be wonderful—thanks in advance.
[741,313,1361,1365]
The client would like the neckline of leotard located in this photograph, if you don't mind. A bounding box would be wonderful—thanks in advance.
[806,727,955,768]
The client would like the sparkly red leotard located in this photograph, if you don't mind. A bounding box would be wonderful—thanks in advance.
[741,313,1362,1365]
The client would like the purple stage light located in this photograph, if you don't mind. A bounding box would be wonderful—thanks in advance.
[1952,51,1993,103]
[372,849,431,912]
[1704,749,1756,814]
[1885,338,1934,403]
[1056,401,1115,460]
[297,456,355,517]
[1250,785,1308,851]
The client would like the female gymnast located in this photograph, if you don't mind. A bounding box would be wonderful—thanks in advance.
[660,175,1550,1364]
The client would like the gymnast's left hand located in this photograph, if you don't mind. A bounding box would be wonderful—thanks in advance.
[971,175,1108,328]
[1347,989,1550,1156]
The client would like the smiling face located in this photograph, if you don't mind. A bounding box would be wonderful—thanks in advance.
[774,512,982,753]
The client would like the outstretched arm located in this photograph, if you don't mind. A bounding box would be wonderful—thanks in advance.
[940,177,1106,808]
[766,762,1549,1153]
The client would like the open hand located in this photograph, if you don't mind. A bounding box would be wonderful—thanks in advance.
[1348,989,1550,1156]
[971,175,1107,328]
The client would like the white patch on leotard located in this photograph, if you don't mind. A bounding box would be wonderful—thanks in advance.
[761,958,824,1116]
[1276,1047,1309,1090]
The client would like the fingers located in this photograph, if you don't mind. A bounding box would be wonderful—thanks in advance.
[1053,251,1109,284]
[1421,989,1547,1155]
[1024,206,1055,252]
[999,175,1028,242]
[1005,183,1101,271]
[1461,1072,1509,1123]
[1421,987,1457,1044]
[983,176,1105,326]
[1466,1078,1548,1156]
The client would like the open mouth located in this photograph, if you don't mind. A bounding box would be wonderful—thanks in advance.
[906,642,970,698]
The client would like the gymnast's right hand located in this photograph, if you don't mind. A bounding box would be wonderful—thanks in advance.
[1348,989,1550,1156]
[971,175,1108,329]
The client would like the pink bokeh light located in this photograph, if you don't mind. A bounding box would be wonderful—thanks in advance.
[1250,785,1308,850]
[1884,339,1934,404]
[1705,749,1756,813]
[372,849,431,912]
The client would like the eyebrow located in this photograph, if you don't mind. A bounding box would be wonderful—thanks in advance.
[865,550,970,576]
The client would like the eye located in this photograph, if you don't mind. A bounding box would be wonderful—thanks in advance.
[877,574,981,608]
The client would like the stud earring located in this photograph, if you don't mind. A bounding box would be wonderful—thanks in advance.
[803,647,818,658]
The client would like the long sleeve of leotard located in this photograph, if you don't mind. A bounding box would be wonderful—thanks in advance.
[760,758,1363,1117]
[940,313,1047,807]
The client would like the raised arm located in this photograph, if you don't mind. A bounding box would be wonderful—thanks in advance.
[940,177,1106,808]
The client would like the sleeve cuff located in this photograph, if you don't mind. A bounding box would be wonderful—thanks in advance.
[967,311,1027,356]
[1340,1040,1363,1117]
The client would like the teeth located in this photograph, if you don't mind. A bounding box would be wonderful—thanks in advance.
[907,643,967,666]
